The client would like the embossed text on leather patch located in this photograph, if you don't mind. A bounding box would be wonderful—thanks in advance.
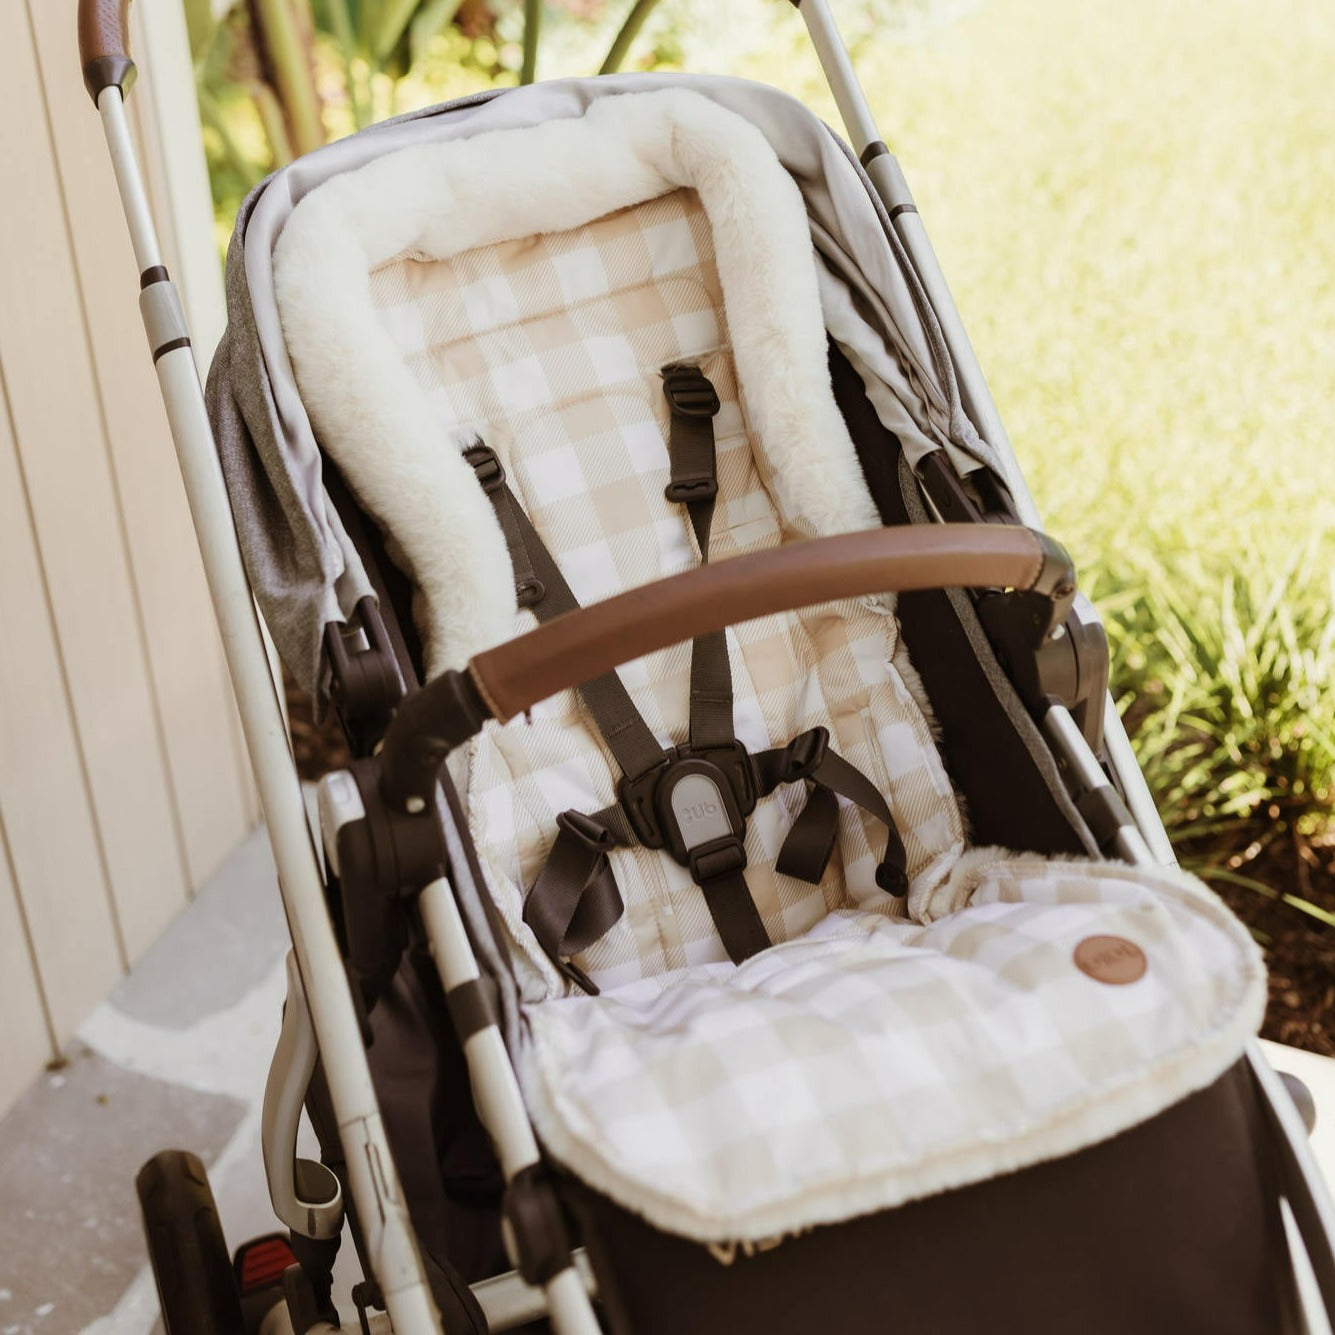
[1073,935,1147,985]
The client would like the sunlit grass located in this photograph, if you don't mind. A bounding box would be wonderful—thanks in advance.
[747,0,1335,857]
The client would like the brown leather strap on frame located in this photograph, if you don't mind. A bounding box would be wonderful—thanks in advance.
[79,0,137,101]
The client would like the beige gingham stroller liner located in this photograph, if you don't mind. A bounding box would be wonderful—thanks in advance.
[273,88,1264,1242]
[367,185,964,991]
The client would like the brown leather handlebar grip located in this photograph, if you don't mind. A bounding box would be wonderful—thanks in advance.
[79,0,136,104]
[468,524,1056,724]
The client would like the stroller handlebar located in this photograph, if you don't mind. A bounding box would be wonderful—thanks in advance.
[377,524,1075,809]
[79,0,136,104]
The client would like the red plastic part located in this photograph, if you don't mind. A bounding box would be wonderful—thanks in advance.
[235,1234,297,1294]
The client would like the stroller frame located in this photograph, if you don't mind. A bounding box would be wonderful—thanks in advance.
[78,1,1335,1330]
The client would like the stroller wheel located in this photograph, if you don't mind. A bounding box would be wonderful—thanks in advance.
[136,1150,247,1335]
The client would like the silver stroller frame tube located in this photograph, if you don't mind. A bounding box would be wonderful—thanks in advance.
[93,86,443,1335]
[797,0,1173,865]
[795,0,1335,1321]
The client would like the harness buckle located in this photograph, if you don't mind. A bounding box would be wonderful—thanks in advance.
[656,756,747,869]
[618,758,673,850]
[617,741,757,852]
[662,363,722,418]
[463,443,506,494]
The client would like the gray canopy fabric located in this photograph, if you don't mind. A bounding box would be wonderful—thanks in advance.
[206,73,1001,700]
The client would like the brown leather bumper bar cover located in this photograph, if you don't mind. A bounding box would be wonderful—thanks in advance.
[469,524,1049,724]
[79,0,135,102]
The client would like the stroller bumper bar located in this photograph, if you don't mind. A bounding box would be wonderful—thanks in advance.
[377,523,1075,810]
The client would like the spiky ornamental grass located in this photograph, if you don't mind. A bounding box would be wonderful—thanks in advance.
[1091,546,1335,923]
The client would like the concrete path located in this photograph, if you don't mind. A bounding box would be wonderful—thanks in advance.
[1,825,1333,1334]
[0,826,355,1335]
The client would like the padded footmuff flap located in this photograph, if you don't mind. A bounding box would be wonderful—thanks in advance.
[516,855,1263,1242]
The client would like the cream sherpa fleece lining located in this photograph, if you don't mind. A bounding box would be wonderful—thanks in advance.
[273,88,878,675]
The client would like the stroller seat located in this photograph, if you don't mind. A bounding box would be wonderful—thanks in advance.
[273,89,1262,1248]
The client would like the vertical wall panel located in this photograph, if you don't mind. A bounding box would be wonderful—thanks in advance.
[0,373,123,1044]
[0,825,54,1117]
[26,1,253,891]
[0,0,259,1115]
[0,1,186,963]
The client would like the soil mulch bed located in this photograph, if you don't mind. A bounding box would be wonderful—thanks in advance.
[285,671,1335,1057]
[1197,831,1335,1058]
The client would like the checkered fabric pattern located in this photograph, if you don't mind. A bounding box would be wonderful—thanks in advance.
[362,185,1263,1242]
[370,189,964,992]
[517,855,1261,1240]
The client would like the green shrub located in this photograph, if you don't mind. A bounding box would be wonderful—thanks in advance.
[1089,542,1335,922]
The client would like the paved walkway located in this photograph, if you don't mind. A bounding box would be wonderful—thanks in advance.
[0,825,1332,1334]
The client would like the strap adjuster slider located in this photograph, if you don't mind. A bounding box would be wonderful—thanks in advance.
[665,475,718,503]
[662,364,721,418]
[556,808,620,851]
[780,726,830,783]
[463,443,506,494]
[688,835,748,883]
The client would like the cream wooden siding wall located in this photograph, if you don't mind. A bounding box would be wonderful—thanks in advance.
[0,0,258,1115]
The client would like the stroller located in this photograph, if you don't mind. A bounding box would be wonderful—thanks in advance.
[80,2,1335,1331]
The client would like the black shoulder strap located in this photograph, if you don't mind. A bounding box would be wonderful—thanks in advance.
[463,443,665,783]
[662,364,733,753]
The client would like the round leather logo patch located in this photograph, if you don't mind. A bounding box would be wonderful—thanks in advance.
[1073,935,1147,985]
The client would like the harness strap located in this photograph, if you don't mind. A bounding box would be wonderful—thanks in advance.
[663,364,734,753]
[463,443,543,608]
[522,806,633,995]
[696,865,772,964]
[463,443,664,783]
[753,727,910,896]
[464,402,905,989]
